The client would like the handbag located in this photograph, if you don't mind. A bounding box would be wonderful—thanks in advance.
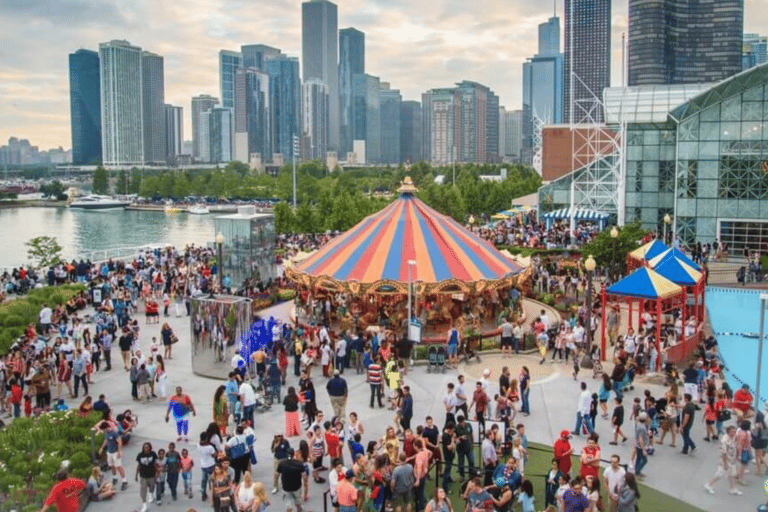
[171,334,179,345]
[741,448,750,464]
[717,409,731,422]
[580,354,593,369]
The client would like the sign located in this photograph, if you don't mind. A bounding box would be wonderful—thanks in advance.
[408,319,422,344]
[92,288,102,304]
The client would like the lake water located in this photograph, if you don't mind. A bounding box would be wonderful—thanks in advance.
[0,207,216,268]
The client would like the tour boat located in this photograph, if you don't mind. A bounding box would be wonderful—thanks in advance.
[69,195,130,210]
[188,204,210,214]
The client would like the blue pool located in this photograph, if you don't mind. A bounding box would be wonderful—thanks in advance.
[707,286,768,404]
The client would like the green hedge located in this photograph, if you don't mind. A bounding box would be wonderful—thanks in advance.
[0,411,101,512]
[497,246,582,259]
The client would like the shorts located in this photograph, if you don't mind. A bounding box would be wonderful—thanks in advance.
[706,420,714,425]
[714,464,737,478]
[392,490,413,509]
[500,337,512,348]
[283,489,302,508]
[312,456,323,469]
[107,451,122,468]
[447,344,457,357]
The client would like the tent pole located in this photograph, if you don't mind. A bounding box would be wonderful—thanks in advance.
[600,285,607,362]
[656,299,662,371]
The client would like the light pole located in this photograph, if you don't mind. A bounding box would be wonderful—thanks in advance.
[216,232,225,294]
[757,294,768,411]
[292,135,299,210]
[585,254,596,346]
[610,226,619,282]
[407,259,416,341]
[663,214,672,245]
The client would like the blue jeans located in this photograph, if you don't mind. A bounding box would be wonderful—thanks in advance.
[457,447,475,478]
[635,450,648,474]
[336,356,345,374]
[574,412,594,435]
[442,451,454,491]
[612,381,623,401]
[512,337,520,353]
[200,466,213,497]
[681,426,696,453]
[521,388,530,414]
[166,472,179,499]
[243,405,254,428]
[340,506,356,512]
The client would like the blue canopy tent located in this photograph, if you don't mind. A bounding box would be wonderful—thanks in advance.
[647,247,701,271]
[541,208,609,230]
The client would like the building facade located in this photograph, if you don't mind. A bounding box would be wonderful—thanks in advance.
[744,33,768,70]
[628,0,744,86]
[422,88,459,165]
[164,104,183,162]
[219,50,242,109]
[241,44,281,72]
[266,56,301,163]
[191,95,219,161]
[379,84,401,165]
[564,0,611,124]
[302,80,329,161]
[351,74,381,163]
[69,49,102,165]
[203,107,233,164]
[141,52,165,165]
[99,40,144,166]
[234,68,270,164]
[339,28,365,159]
[400,101,422,164]
[302,0,339,151]
[504,109,523,162]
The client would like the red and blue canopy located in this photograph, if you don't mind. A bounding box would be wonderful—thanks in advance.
[291,191,524,293]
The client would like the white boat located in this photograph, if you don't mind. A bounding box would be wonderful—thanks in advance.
[188,204,210,214]
[69,195,130,210]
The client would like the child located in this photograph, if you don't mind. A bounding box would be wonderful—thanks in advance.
[23,394,32,418]
[555,473,571,512]
[165,442,181,501]
[9,379,22,418]
[155,448,166,505]
[180,448,194,498]
[629,397,642,422]
[703,397,717,441]
[54,398,69,412]
[609,397,627,445]
[517,479,535,512]
[512,438,527,476]
[589,393,599,430]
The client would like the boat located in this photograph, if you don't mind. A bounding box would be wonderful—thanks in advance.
[69,195,130,210]
[164,201,182,214]
[187,204,210,214]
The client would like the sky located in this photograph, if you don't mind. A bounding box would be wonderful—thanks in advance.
[0,0,765,151]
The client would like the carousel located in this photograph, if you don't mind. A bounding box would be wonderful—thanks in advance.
[285,178,532,342]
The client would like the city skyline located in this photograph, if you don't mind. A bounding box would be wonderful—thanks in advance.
[1,0,766,151]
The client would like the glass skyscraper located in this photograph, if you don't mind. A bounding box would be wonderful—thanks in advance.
[234,68,270,163]
[69,49,101,165]
[351,74,380,163]
[400,101,422,164]
[191,95,219,161]
[564,0,611,124]
[302,80,329,161]
[141,52,166,165]
[379,84,401,165]
[219,50,242,109]
[241,45,281,71]
[339,28,365,159]
[266,56,301,162]
[628,0,743,86]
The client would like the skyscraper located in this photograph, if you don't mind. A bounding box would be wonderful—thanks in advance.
[339,28,365,158]
[422,88,459,166]
[99,40,144,166]
[499,106,508,160]
[266,55,301,163]
[234,68,270,163]
[352,74,380,163]
[141,52,165,165]
[523,16,563,164]
[455,81,490,164]
[564,0,611,124]
[164,104,183,162]
[743,33,767,70]
[191,95,219,161]
[302,0,339,151]
[379,84,401,165]
[400,101,422,165]
[628,0,743,86]
[485,90,500,163]
[302,80,329,161]
[69,49,101,165]
[507,110,523,162]
[219,50,242,109]
[241,44,282,71]
[203,107,233,164]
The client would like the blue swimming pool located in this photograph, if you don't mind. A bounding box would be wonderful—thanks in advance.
[706,286,768,403]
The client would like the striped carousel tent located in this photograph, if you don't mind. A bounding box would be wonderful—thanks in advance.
[541,208,609,230]
[286,178,527,295]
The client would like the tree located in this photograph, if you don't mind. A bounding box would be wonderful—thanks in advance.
[39,180,67,200]
[92,166,109,195]
[581,222,648,278]
[273,201,295,233]
[25,236,64,268]
[128,168,142,194]
[115,170,129,195]
[224,161,250,175]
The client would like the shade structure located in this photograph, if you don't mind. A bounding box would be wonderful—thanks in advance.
[607,267,682,300]
[628,239,669,262]
[651,255,702,286]
[287,186,526,295]
[542,208,609,230]
[647,247,700,271]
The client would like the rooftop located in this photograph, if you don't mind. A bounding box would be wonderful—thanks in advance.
[603,83,712,125]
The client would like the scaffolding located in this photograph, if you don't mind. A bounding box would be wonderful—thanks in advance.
[531,108,545,176]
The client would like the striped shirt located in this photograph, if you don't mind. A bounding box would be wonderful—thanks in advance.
[367,364,382,385]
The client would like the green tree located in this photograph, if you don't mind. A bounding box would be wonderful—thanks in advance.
[25,236,64,268]
[115,170,129,195]
[273,201,295,233]
[128,168,142,194]
[92,166,109,195]
[224,161,250,175]
[39,180,67,200]
[581,222,648,279]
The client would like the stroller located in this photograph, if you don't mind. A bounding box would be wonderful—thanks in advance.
[427,346,439,373]
[436,346,447,373]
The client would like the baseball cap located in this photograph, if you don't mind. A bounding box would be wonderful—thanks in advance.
[560,429,571,438]
[372,471,383,481]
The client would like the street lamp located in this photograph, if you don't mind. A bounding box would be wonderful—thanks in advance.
[663,214,672,245]
[610,226,619,282]
[407,260,416,341]
[757,294,768,412]
[584,254,596,346]
[216,232,225,294]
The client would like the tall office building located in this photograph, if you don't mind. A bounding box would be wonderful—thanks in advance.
[241,44,282,71]
[164,105,183,161]
[234,68,271,163]
[400,101,422,164]
[191,95,219,161]
[202,107,233,164]
[351,74,381,163]
[99,40,144,166]
[379,84,401,165]
[485,90,500,163]
[506,110,523,162]
[628,0,743,85]
[68,49,101,165]
[743,33,768,70]
[339,28,365,158]
[523,16,563,164]
[455,81,491,164]
[141,52,165,165]
[564,0,611,124]
[302,80,329,160]
[302,0,339,151]
[422,88,459,166]
[219,50,242,109]
[266,56,301,163]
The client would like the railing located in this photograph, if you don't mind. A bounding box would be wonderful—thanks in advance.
[74,244,167,264]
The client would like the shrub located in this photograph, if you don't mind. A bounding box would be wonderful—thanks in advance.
[277,289,297,301]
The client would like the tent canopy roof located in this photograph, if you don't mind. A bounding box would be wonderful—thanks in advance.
[607,266,682,300]
[628,239,669,262]
[541,208,609,222]
[648,247,701,271]
[652,255,702,286]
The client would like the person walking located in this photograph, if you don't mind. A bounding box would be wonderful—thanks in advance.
[72,349,89,398]
[135,442,158,512]
[197,433,217,502]
[454,416,475,479]
[603,454,626,512]
[704,425,742,495]
[572,382,595,436]
[367,355,384,408]
[634,413,650,478]
[40,469,86,512]
[277,448,306,512]
[165,386,196,442]
[680,393,697,455]
[283,386,301,437]
[326,370,348,420]
[98,421,129,490]
[165,442,181,501]
[271,434,292,495]
[400,386,413,431]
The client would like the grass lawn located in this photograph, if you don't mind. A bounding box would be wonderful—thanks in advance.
[422,442,706,512]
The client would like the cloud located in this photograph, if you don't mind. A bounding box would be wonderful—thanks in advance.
[0,0,764,150]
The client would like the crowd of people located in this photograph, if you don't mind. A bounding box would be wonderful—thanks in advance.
[470,216,601,250]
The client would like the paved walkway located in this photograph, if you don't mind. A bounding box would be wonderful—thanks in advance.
[75,298,748,512]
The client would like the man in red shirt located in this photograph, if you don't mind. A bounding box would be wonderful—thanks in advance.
[554,429,573,475]
[732,384,754,420]
[470,381,489,430]
[579,434,601,479]
[40,469,86,512]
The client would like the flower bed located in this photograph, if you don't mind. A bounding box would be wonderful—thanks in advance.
[0,411,100,512]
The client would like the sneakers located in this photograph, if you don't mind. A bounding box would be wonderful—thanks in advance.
[121,482,128,491]
[140,503,148,512]
[272,488,278,494]
[703,484,714,495]
[729,488,743,495]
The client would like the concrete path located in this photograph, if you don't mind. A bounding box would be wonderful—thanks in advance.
[72,298,750,512]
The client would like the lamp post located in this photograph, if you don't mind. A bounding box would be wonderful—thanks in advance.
[216,232,225,293]
[407,260,416,341]
[292,135,299,210]
[663,214,672,245]
[585,254,596,346]
[610,226,619,282]
[757,294,768,411]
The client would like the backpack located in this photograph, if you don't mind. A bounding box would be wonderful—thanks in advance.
[227,435,248,459]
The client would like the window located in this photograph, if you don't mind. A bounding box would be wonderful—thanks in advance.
[659,161,675,192]
[678,160,697,199]
[635,161,643,192]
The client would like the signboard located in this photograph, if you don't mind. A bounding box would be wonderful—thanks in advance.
[408,319,422,344]
[92,288,102,304]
